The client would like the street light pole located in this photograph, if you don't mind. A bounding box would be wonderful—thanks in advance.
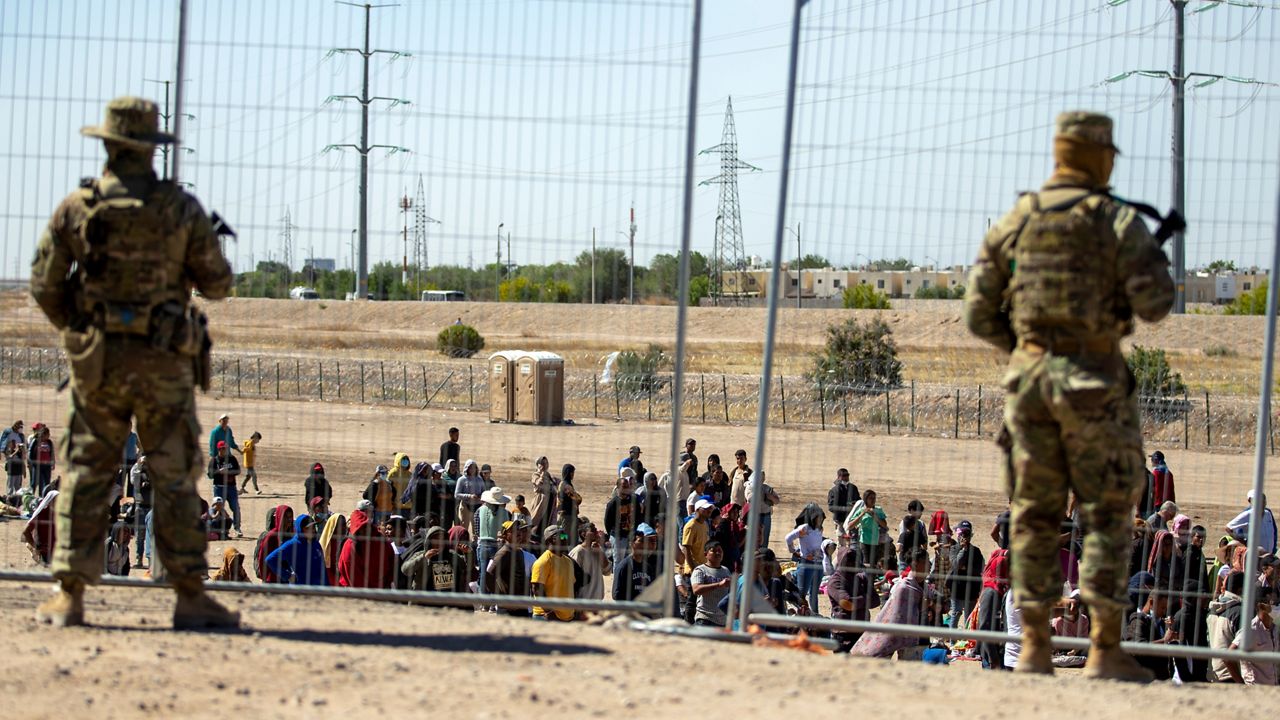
[1171,0,1188,314]
[786,224,801,308]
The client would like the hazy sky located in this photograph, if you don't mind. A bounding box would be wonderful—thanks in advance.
[1,0,1276,280]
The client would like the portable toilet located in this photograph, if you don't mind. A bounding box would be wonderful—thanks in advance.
[514,352,565,425]
[487,350,523,422]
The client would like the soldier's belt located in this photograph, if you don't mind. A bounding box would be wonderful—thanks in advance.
[1019,336,1117,356]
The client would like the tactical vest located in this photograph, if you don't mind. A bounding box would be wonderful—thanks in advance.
[75,178,192,336]
[1008,191,1119,340]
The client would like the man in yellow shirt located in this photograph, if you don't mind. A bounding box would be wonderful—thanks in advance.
[531,525,576,621]
[239,432,261,495]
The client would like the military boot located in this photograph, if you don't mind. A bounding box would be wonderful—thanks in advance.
[172,579,240,630]
[36,577,85,627]
[1083,607,1153,683]
[1016,605,1054,675]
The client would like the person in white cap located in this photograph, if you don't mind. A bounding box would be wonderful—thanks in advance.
[1227,490,1278,554]
[207,413,239,459]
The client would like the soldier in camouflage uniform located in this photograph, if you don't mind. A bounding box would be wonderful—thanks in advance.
[964,112,1174,681]
[30,97,239,629]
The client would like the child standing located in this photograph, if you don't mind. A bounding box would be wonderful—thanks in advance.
[240,431,262,495]
[5,438,24,496]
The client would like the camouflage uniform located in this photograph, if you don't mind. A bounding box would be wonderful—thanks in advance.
[30,98,232,590]
[964,113,1173,645]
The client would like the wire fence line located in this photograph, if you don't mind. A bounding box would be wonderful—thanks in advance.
[2,342,1270,453]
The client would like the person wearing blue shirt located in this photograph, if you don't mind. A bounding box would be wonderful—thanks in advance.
[264,515,328,586]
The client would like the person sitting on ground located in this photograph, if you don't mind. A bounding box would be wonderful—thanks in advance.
[254,505,294,583]
[265,514,328,586]
[851,548,933,659]
[1146,500,1178,534]
[21,487,58,564]
[532,525,576,621]
[104,521,132,577]
[1226,586,1279,685]
[204,496,233,541]
[211,547,251,583]
[1050,589,1090,668]
[338,503,395,589]
[1123,588,1176,681]
[613,523,659,602]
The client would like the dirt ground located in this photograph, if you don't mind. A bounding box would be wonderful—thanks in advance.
[0,582,1274,719]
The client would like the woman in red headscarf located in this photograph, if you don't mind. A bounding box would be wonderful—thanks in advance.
[338,505,394,588]
[254,505,294,583]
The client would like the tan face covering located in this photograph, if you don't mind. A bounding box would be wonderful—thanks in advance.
[1052,137,1114,188]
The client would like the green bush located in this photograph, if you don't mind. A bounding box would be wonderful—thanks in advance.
[1224,281,1268,315]
[437,324,485,358]
[807,317,903,394]
[1126,345,1185,397]
[842,283,891,309]
[614,344,669,398]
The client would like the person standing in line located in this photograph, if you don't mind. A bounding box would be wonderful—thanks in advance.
[827,467,860,528]
[30,97,239,627]
[128,455,153,567]
[745,470,780,548]
[1148,451,1175,509]
[604,472,641,566]
[531,525,576,621]
[121,425,140,477]
[786,506,827,616]
[528,456,557,542]
[691,540,731,626]
[239,431,262,495]
[846,489,888,570]
[476,486,511,599]
[206,441,242,538]
[965,111,1174,680]
[568,521,611,601]
[729,449,750,507]
[28,424,56,496]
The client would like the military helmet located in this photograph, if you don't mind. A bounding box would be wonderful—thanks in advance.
[81,96,177,150]
[1054,111,1119,153]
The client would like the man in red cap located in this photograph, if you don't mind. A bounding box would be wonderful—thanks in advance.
[207,441,242,538]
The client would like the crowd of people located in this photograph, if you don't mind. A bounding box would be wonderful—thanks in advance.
[5,413,1279,683]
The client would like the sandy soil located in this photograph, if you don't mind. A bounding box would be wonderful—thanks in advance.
[0,582,1273,719]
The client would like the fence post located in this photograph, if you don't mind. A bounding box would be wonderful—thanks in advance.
[700,374,706,424]
[275,362,281,400]
[614,376,621,419]
[319,362,325,401]
[1205,390,1211,447]
[954,389,960,439]
[256,357,262,397]
[779,374,787,426]
[647,382,653,421]
[469,364,475,407]
[360,363,365,403]
[593,374,599,418]
[722,375,729,423]
[1183,388,1189,450]
[817,379,825,430]
[336,360,341,399]
[910,379,916,432]
[295,359,301,397]
[235,358,242,398]
[220,357,226,394]
[403,365,408,407]
[421,365,427,405]
[977,384,982,437]
[842,390,848,430]
[884,389,891,435]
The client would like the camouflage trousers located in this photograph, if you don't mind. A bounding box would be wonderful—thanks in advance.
[54,338,207,585]
[1003,348,1144,613]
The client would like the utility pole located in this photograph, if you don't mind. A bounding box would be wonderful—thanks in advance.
[787,223,801,309]
[280,207,295,279]
[507,232,513,276]
[411,174,439,296]
[144,78,195,180]
[592,227,597,304]
[325,2,412,302]
[496,223,504,301]
[399,191,412,286]
[629,207,637,304]
[1105,0,1276,314]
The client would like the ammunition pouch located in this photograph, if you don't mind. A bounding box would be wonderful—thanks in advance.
[61,325,106,393]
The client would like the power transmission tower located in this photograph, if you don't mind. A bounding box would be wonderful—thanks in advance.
[324,2,413,302]
[1105,0,1276,314]
[280,208,296,290]
[412,174,440,295]
[699,97,761,306]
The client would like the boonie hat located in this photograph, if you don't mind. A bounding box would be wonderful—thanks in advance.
[82,97,177,150]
